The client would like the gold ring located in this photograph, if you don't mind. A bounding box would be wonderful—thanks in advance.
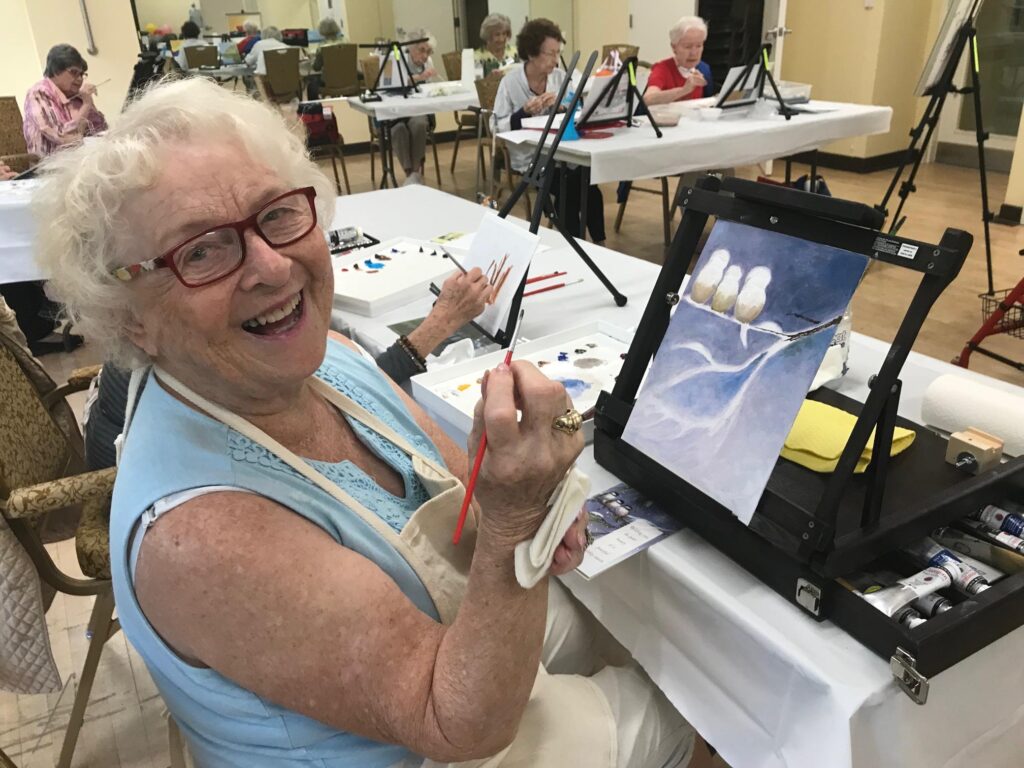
[552,408,583,435]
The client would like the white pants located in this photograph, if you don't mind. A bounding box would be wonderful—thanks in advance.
[418,581,696,768]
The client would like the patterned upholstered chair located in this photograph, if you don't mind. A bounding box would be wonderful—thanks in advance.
[0,331,114,768]
[0,97,39,174]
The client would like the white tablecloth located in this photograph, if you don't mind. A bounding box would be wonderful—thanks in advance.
[0,180,43,285]
[346,90,479,121]
[497,100,892,184]
[329,185,1024,768]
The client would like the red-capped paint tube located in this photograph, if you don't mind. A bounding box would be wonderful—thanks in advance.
[876,570,953,617]
[904,539,989,595]
[974,505,1024,539]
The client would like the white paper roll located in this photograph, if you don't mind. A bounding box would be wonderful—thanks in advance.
[461,48,475,87]
[921,374,1024,456]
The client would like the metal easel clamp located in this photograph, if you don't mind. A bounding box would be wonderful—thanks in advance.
[890,647,930,705]
[795,578,823,616]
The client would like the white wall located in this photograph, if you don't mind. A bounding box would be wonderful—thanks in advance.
[531,0,574,55]
[134,0,193,30]
[391,0,456,54]
[0,1,41,107]
[628,0,695,63]
[491,0,530,30]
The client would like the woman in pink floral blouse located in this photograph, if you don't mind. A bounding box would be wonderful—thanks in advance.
[23,44,108,157]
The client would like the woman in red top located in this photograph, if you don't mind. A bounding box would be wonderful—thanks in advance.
[644,16,713,106]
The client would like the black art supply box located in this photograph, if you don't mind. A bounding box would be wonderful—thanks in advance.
[594,176,1024,703]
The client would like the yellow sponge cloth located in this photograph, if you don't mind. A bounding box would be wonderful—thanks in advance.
[782,399,916,473]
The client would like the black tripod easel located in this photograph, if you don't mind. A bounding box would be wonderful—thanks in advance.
[577,56,662,137]
[489,51,627,346]
[359,38,428,99]
[876,0,995,294]
[715,42,797,119]
[356,38,430,189]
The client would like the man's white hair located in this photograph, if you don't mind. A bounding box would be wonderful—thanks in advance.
[33,76,336,368]
[669,15,708,45]
[243,21,259,34]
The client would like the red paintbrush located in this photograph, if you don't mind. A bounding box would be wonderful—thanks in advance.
[453,308,526,545]
[526,270,567,285]
[522,278,584,298]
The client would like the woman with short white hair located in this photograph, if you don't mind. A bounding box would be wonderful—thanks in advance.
[379,28,440,184]
[245,25,290,76]
[644,15,714,106]
[475,13,516,78]
[34,76,706,768]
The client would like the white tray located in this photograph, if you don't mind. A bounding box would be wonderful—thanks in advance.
[411,321,633,445]
[331,237,455,317]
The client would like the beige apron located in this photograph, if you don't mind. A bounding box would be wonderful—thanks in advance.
[154,369,617,768]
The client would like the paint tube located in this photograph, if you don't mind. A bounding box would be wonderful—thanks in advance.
[875,570,953,617]
[843,570,948,620]
[957,518,1024,555]
[937,524,1024,575]
[955,551,1006,584]
[859,567,951,617]
[904,539,989,595]
[974,505,1024,538]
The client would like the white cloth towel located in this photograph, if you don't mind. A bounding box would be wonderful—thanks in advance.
[515,468,591,588]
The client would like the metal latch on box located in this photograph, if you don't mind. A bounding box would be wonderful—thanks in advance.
[890,648,930,704]
[795,578,822,616]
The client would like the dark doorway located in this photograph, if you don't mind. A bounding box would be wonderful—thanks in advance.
[465,0,489,50]
[698,0,765,89]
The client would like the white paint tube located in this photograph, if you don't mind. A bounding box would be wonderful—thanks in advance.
[904,539,989,595]
[936,524,1024,576]
[860,567,952,617]
[875,570,953,617]
[841,574,930,626]
[955,551,1006,584]
[974,505,1024,538]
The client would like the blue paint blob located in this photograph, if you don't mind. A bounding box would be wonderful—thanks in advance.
[555,378,591,398]
[364,259,386,269]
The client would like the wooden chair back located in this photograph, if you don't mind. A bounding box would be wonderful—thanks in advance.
[0,97,29,156]
[184,44,219,68]
[442,50,462,81]
[474,70,504,112]
[263,47,302,101]
[321,43,360,97]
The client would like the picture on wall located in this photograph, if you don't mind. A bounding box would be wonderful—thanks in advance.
[621,220,868,525]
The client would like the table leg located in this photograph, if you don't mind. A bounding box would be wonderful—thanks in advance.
[579,166,590,241]
[474,113,484,198]
[379,121,399,189]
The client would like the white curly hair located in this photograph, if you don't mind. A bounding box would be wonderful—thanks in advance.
[33,76,336,369]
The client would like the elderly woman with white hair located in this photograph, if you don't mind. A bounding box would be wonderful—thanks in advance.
[644,16,714,106]
[379,29,440,184]
[35,77,708,767]
[474,13,517,78]
[236,19,261,56]
[245,25,291,76]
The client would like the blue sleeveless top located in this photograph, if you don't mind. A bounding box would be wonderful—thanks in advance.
[110,340,446,767]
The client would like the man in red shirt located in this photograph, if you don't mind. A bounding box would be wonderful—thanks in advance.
[644,16,714,106]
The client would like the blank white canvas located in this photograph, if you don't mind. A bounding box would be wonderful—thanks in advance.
[461,216,539,336]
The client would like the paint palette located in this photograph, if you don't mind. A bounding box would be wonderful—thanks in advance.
[411,322,633,444]
[331,237,457,317]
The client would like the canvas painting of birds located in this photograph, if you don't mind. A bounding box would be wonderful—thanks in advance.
[622,220,867,525]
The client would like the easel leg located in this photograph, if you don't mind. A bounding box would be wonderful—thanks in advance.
[541,195,627,306]
[968,30,995,295]
[580,166,590,241]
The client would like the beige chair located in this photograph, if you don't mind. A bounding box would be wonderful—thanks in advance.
[320,43,360,98]
[184,44,219,69]
[260,47,302,104]
[442,50,481,174]
[474,72,504,195]
[0,97,39,174]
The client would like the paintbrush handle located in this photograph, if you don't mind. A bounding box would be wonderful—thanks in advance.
[526,271,566,285]
[454,430,487,544]
[523,282,567,297]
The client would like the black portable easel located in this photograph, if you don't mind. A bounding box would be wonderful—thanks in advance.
[715,43,797,119]
[359,38,428,99]
[576,56,662,138]
[591,176,1024,692]
[876,0,995,294]
[489,50,628,346]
